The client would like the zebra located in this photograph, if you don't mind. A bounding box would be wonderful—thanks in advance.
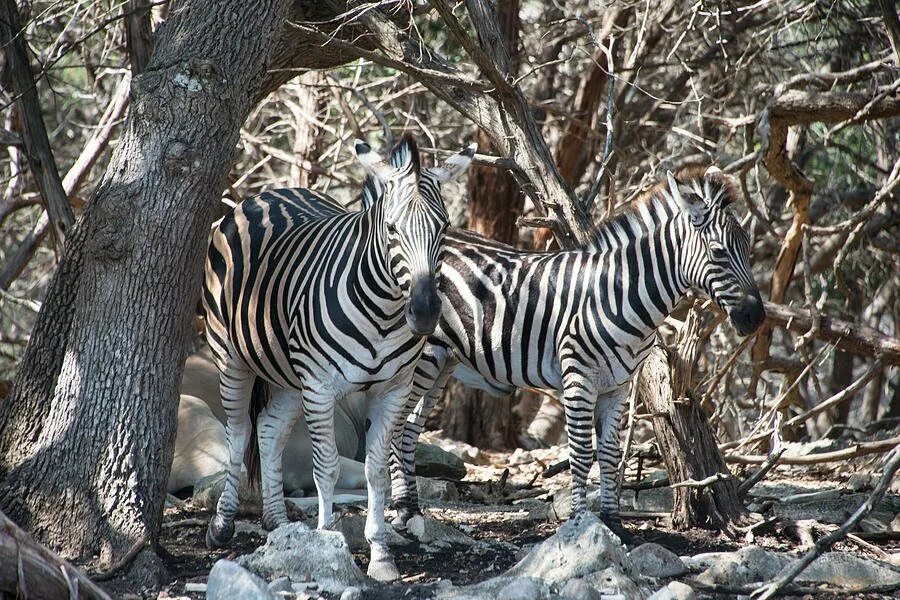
[387,165,765,541]
[201,134,476,581]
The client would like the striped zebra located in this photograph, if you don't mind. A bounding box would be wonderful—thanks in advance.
[201,135,475,581]
[387,165,765,541]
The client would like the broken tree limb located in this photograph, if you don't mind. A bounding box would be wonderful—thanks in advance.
[764,302,900,364]
[726,435,900,465]
[738,447,786,498]
[752,448,900,600]
[0,510,112,599]
[0,0,75,249]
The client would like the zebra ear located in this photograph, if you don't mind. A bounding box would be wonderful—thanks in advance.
[359,175,382,210]
[667,170,707,224]
[354,138,392,182]
[389,134,421,176]
[427,142,477,183]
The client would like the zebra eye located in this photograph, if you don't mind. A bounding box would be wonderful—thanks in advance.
[386,222,397,235]
[709,242,727,259]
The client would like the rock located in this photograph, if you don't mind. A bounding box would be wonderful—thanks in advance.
[696,546,792,586]
[628,543,687,578]
[237,523,364,594]
[582,565,647,599]
[267,576,293,594]
[559,578,602,600]
[169,394,228,493]
[415,517,475,546]
[647,581,696,600]
[417,476,459,501]
[340,587,363,600]
[206,559,275,600]
[415,443,468,479]
[331,514,410,552]
[551,487,673,521]
[846,473,873,492]
[498,577,545,600]
[780,552,900,589]
[505,511,629,582]
[125,549,168,592]
[192,469,261,514]
[772,491,898,527]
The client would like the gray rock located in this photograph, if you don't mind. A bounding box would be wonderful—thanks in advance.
[559,578,601,600]
[416,443,467,480]
[780,552,900,589]
[435,576,549,600]
[498,577,545,600]
[331,514,410,552]
[125,549,168,592]
[237,523,364,594]
[551,486,673,521]
[647,581,696,600]
[206,560,275,600]
[581,565,648,598]
[415,517,475,546]
[267,576,293,594]
[340,587,363,600]
[628,543,687,578]
[417,476,459,501]
[192,469,261,514]
[696,546,791,586]
[505,511,629,582]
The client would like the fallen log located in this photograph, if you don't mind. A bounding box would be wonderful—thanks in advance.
[0,510,111,599]
[763,301,900,364]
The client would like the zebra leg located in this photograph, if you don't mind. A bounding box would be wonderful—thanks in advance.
[594,383,632,543]
[302,389,340,529]
[389,352,455,534]
[257,387,304,531]
[560,358,599,516]
[206,359,255,548]
[365,386,409,582]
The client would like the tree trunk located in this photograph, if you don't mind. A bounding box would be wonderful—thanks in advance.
[637,312,749,533]
[0,0,295,564]
[439,0,523,450]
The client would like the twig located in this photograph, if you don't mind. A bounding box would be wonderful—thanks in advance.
[670,472,732,490]
[93,535,149,582]
[737,447,786,497]
[752,448,900,599]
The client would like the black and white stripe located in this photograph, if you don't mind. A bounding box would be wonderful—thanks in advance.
[201,135,474,580]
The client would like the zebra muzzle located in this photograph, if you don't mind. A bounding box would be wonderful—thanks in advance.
[729,291,765,336]
[405,276,442,336]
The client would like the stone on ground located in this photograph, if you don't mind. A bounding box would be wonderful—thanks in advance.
[628,543,687,578]
[237,522,364,594]
[694,546,791,586]
[504,511,629,582]
[418,476,460,501]
[331,514,410,552]
[206,559,275,600]
[647,581,696,600]
[559,577,602,600]
[778,552,900,589]
[415,442,468,479]
[581,565,648,598]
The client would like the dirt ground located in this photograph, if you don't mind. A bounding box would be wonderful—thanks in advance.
[97,443,900,599]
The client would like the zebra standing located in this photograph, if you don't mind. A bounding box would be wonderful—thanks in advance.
[202,135,475,580]
[389,165,765,540]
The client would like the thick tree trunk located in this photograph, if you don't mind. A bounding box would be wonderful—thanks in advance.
[638,311,749,533]
[0,0,294,563]
[439,0,523,450]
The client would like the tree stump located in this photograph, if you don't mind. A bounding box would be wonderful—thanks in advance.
[637,312,750,534]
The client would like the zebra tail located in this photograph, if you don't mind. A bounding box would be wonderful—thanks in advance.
[243,376,269,491]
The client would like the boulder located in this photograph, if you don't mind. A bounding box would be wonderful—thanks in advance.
[647,581,696,600]
[237,523,364,594]
[330,514,410,552]
[695,546,792,586]
[504,512,629,582]
[581,565,647,599]
[435,576,550,600]
[415,443,468,480]
[497,577,546,600]
[559,578,602,600]
[206,560,275,600]
[417,477,459,502]
[628,543,687,579]
[780,552,900,589]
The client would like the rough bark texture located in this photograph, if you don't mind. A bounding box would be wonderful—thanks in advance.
[0,0,296,563]
[440,0,522,450]
[638,309,749,532]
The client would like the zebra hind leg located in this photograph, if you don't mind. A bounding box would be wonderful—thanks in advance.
[257,387,305,531]
[594,383,632,544]
[206,359,255,548]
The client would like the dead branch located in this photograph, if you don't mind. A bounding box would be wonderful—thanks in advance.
[879,0,900,65]
[0,510,112,599]
[0,0,75,249]
[752,448,900,599]
[737,447,786,497]
[726,435,900,465]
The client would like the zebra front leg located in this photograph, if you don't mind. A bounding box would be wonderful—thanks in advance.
[365,386,410,582]
[207,361,254,548]
[390,353,455,535]
[560,357,599,516]
[302,389,340,529]
[594,383,632,543]
[257,387,305,531]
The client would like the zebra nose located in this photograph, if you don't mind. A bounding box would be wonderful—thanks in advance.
[730,292,765,336]
[406,277,442,336]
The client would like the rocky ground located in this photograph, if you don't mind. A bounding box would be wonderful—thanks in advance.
[101,435,900,599]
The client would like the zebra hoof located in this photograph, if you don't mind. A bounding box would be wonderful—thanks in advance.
[206,517,234,549]
[600,515,632,545]
[367,557,401,582]
[262,513,290,532]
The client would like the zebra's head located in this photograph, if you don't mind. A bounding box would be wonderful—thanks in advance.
[666,166,765,336]
[354,135,473,336]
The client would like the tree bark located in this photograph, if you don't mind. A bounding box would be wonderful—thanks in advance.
[439,0,522,450]
[638,309,749,533]
[0,0,296,563]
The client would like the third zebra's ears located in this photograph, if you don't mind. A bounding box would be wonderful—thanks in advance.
[667,170,707,226]
[426,142,478,183]
[354,139,394,182]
